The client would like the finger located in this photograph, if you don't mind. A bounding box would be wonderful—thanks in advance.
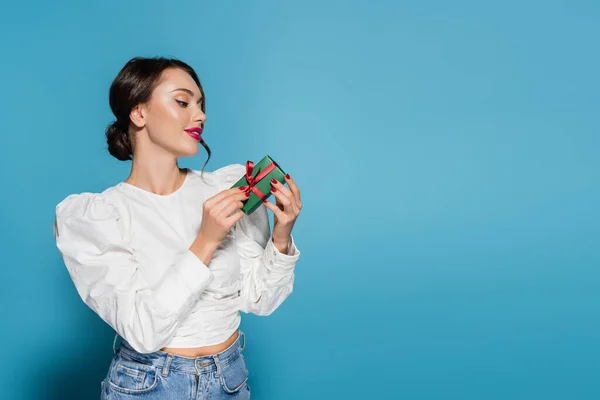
[213,190,249,215]
[211,191,247,216]
[206,186,249,207]
[262,198,287,221]
[270,178,294,199]
[269,186,298,214]
[224,209,246,226]
[270,180,298,212]
[283,174,301,207]
[220,198,246,220]
[275,193,285,211]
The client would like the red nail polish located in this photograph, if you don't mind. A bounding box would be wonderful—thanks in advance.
[270,178,277,184]
[262,198,267,203]
[238,186,246,190]
[285,173,290,179]
[270,187,277,193]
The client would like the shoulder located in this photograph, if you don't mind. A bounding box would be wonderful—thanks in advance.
[56,186,124,219]
[208,163,246,182]
[187,163,246,188]
[54,185,128,241]
[54,186,130,252]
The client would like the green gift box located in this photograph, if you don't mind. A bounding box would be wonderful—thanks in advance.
[229,155,287,215]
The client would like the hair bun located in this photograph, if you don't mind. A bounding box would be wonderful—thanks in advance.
[105,121,132,161]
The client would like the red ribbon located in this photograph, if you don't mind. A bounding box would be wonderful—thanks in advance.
[240,160,278,202]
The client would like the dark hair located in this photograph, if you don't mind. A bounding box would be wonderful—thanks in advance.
[105,56,211,175]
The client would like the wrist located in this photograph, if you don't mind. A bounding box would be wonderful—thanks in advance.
[190,232,220,265]
[272,235,291,254]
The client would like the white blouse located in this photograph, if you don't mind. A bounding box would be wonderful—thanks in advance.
[53,163,300,354]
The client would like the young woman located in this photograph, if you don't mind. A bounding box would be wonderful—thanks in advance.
[53,56,302,399]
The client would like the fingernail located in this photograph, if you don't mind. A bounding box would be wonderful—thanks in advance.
[285,173,290,179]
[270,187,277,193]
[270,178,277,184]
[238,186,246,190]
[245,192,250,197]
[262,198,267,203]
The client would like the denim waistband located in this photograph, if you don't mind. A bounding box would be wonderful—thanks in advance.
[113,330,246,376]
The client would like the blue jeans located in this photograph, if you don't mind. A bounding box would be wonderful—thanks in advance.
[101,330,251,399]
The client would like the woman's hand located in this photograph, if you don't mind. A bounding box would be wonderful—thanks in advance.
[262,173,302,253]
[200,187,250,245]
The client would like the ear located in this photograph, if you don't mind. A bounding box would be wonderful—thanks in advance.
[129,104,146,129]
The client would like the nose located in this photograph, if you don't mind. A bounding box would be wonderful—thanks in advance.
[193,103,207,124]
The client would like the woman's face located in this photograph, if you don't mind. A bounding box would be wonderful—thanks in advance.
[133,67,206,158]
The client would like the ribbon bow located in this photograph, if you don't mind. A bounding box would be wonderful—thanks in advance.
[240,160,278,202]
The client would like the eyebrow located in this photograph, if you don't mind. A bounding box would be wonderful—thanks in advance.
[171,88,203,102]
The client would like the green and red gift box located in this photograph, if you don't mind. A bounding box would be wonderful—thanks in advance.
[230,155,287,215]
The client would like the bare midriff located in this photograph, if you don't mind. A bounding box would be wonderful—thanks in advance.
[160,330,240,358]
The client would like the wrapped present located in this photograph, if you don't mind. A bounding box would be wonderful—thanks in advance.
[230,155,287,215]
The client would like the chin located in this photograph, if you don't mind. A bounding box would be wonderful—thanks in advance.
[178,145,200,157]
[172,135,201,157]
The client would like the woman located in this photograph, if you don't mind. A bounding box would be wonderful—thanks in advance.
[53,56,302,399]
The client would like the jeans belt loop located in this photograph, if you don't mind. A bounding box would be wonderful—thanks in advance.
[112,333,121,354]
[239,330,246,351]
[162,353,173,377]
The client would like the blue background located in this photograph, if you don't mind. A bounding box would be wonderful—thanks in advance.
[0,1,598,399]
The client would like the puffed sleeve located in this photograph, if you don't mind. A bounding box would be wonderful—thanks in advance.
[216,163,301,316]
[53,192,214,353]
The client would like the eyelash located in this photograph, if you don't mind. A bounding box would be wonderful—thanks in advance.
[176,100,204,109]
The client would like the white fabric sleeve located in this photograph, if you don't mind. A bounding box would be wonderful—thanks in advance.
[53,193,214,353]
[216,162,301,316]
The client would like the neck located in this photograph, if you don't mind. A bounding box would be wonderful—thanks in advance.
[126,152,186,196]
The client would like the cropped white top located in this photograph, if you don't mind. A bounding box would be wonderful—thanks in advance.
[53,163,300,354]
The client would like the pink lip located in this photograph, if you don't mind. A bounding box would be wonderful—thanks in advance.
[185,127,203,141]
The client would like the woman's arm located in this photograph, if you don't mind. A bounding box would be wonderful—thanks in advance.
[54,193,214,353]
[235,202,301,316]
